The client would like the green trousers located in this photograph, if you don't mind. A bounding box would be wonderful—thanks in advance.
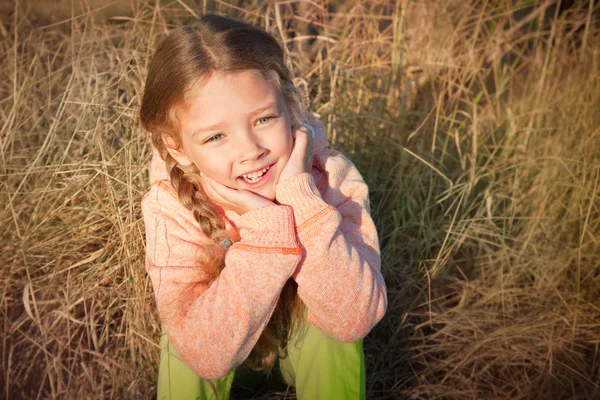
[157,322,366,400]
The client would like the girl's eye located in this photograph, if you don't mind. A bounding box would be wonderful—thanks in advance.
[256,115,278,126]
[206,134,224,143]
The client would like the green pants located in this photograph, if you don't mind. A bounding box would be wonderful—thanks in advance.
[157,322,366,399]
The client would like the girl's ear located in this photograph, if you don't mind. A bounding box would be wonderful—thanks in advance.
[162,135,193,166]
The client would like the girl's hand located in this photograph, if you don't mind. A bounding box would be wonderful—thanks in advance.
[278,125,314,184]
[201,174,274,215]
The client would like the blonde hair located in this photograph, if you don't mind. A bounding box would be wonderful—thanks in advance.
[140,15,306,371]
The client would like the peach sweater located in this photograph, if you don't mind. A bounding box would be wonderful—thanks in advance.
[141,116,387,379]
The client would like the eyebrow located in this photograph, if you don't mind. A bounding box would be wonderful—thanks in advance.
[249,101,279,118]
[192,121,227,137]
[191,101,280,137]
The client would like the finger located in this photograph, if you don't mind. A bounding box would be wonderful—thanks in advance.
[201,174,231,207]
[305,127,314,152]
[205,177,243,204]
[292,127,313,166]
[302,125,314,147]
[291,127,311,154]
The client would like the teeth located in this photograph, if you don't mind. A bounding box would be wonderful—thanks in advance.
[242,166,269,182]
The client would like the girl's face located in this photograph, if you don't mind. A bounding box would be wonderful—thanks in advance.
[166,69,294,201]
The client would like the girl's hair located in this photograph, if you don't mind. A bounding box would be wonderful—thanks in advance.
[140,14,306,371]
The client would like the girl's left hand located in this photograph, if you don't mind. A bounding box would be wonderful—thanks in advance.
[278,125,313,185]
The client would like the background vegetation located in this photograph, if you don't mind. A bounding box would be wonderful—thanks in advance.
[1,0,599,398]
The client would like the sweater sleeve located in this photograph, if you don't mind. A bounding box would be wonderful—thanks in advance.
[275,152,387,343]
[142,181,302,379]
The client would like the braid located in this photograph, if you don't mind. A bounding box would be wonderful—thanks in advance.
[164,153,225,242]
[163,151,233,281]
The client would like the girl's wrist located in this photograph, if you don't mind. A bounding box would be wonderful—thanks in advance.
[275,173,329,227]
[237,204,299,247]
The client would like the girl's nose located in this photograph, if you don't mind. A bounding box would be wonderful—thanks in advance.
[238,132,267,163]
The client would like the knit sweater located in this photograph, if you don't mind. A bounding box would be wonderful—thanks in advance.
[141,114,387,379]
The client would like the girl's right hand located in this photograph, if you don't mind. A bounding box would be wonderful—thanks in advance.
[200,173,275,215]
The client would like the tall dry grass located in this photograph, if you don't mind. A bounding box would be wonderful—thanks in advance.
[1,0,599,399]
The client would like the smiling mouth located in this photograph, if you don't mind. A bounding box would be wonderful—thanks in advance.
[239,164,271,183]
[237,163,275,188]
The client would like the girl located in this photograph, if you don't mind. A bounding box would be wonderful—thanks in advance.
[139,14,387,400]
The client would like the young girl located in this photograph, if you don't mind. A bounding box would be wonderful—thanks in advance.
[139,14,387,400]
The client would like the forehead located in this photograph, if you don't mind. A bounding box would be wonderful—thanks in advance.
[183,70,281,122]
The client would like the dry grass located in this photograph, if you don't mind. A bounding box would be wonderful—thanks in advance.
[1,0,599,399]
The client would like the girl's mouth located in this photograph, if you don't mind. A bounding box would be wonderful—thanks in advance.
[237,164,274,188]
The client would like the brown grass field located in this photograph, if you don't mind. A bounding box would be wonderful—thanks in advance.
[1,0,599,398]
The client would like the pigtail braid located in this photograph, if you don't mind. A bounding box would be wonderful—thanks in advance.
[164,153,227,243]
